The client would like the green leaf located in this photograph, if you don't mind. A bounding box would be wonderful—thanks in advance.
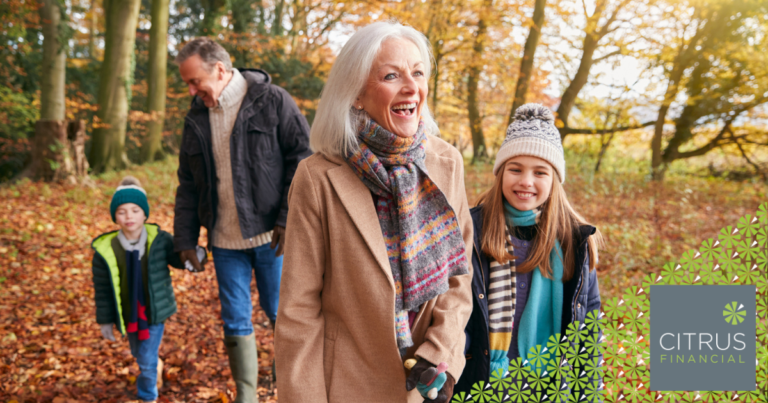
[700,390,723,402]
[737,214,760,238]
[471,380,493,403]
[699,261,724,285]
[640,273,660,291]
[583,309,602,334]
[718,225,741,249]
[602,340,625,367]
[622,286,644,310]
[678,249,700,272]
[756,250,768,271]
[756,227,768,249]
[756,202,768,225]
[582,333,602,357]
[602,297,627,321]
[565,321,588,345]
[452,391,469,403]
[735,238,760,261]
[527,344,551,369]
[565,344,589,368]
[660,262,684,285]
[736,263,760,285]
[527,367,550,392]
[507,357,527,381]
[546,333,568,363]
[507,380,531,403]
[699,238,721,262]
[547,379,569,403]
[489,364,511,392]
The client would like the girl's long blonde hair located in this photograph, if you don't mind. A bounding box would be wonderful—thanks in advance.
[476,164,603,282]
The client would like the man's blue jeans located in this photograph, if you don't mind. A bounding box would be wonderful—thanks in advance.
[128,322,164,401]
[212,243,283,336]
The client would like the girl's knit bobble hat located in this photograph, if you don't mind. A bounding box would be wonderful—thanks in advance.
[492,103,566,183]
[110,176,150,223]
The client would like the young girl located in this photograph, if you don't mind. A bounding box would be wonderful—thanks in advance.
[455,104,603,399]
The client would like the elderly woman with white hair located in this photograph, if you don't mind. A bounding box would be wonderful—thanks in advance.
[274,21,473,402]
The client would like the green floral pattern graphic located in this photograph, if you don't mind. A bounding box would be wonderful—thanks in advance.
[453,202,768,402]
[724,301,747,325]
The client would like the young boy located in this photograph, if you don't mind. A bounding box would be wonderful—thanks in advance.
[91,176,188,403]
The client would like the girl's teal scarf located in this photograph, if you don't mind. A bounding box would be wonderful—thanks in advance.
[503,201,563,368]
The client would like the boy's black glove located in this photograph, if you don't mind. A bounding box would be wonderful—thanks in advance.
[405,358,455,403]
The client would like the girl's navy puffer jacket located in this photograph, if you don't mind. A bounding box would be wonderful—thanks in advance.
[455,204,603,402]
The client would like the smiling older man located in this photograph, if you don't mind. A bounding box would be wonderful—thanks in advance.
[173,38,310,403]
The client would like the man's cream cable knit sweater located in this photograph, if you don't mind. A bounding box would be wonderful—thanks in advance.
[209,69,272,249]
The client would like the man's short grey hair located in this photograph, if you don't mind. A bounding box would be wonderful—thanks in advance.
[310,21,439,157]
[175,37,233,72]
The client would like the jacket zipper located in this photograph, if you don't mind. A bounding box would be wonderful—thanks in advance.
[559,257,587,367]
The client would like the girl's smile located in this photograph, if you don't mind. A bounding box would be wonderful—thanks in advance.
[501,155,554,211]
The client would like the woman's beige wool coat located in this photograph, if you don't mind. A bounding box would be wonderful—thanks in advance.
[275,134,474,402]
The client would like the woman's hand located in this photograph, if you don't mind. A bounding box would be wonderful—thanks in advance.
[406,358,455,403]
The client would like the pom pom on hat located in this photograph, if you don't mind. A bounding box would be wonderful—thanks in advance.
[513,103,555,123]
[119,175,142,188]
[110,175,150,222]
[492,103,565,183]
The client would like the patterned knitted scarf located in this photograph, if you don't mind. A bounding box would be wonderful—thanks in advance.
[345,116,469,355]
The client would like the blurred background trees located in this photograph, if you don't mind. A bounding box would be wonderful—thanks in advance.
[0,0,765,181]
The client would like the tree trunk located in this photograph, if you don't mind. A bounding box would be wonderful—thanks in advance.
[230,0,255,34]
[509,0,546,125]
[201,0,225,34]
[28,0,69,181]
[468,0,491,163]
[431,51,441,123]
[88,0,141,173]
[256,0,266,35]
[272,0,284,36]
[89,0,98,59]
[555,34,598,140]
[140,0,169,163]
[39,0,66,122]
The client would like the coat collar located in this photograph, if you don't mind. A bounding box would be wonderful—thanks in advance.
[325,136,456,290]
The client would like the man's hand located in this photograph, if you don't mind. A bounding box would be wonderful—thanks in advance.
[270,225,286,257]
[406,358,455,403]
[180,249,204,272]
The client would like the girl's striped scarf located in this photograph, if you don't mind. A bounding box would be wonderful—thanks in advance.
[487,225,517,376]
[345,117,469,355]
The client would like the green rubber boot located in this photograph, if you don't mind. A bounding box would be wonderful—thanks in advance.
[224,334,259,403]
[269,318,276,383]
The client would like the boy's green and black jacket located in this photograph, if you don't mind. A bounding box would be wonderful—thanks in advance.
[91,223,183,334]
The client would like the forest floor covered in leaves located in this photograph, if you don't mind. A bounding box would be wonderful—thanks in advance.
[1,157,766,402]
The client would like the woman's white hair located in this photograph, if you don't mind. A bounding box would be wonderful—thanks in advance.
[310,21,438,157]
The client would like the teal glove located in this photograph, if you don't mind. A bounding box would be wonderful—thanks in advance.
[406,358,452,401]
[416,371,447,399]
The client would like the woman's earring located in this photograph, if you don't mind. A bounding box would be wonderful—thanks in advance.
[356,105,364,111]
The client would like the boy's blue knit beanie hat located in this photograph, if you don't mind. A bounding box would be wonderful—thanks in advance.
[110,176,150,222]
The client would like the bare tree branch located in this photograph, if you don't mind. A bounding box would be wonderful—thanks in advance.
[560,120,655,135]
